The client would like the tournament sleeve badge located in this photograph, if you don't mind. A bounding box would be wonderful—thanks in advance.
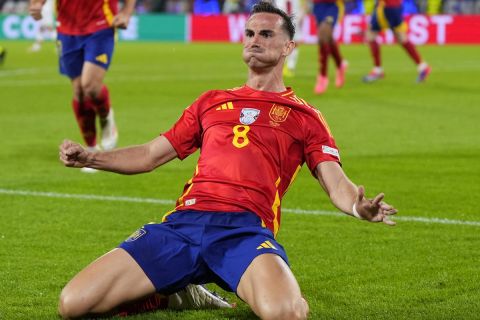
[240,108,261,125]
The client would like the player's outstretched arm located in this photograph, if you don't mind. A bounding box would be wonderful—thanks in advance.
[28,0,45,20]
[59,135,178,174]
[315,161,397,225]
[112,0,136,29]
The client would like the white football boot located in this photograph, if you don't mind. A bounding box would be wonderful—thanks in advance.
[168,284,233,309]
[100,109,118,151]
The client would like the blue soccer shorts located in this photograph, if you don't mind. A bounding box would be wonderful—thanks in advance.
[57,28,115,79]
[370,5,407,33]
[119,210,289,294]
[313,2,344,25]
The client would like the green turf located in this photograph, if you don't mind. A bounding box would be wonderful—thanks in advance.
[0,40,479,319]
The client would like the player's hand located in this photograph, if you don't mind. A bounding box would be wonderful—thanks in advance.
[112,12,131,30]
[29,1,44,20]
[354,186,397,226]
[59,140,91,168]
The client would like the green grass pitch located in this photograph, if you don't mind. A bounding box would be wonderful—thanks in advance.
[0,40,479,319]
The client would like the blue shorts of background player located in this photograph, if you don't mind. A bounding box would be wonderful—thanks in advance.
[370,4,407,33]
[119,210,289,294]
[313,2,342,25]
[57,28,115,79]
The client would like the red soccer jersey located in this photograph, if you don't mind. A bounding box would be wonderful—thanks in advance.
[379,0,403,7]
[56,0,118,35]
[163,86,340,236]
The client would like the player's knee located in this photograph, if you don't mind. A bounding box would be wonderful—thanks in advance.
[366,30,377,42]
[81,82,101,101]
[58,293,80,318]
[71,87,83,102]
[395,32,407,43]
[256,296,309,320]
[58,288,91,319]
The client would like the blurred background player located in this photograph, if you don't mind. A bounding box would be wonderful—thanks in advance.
[363,0,431,83]
[29,0,135,172]
[28,0,55,52]
[273,0,306,77]
[313,0,348,94]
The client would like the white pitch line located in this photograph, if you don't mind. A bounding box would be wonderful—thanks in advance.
[0,73,245,87]
[282,207,480,227]
[1,188,479,227]
[0,188,174,205]
[0,68,47,77]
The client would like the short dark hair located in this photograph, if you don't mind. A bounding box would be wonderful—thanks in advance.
[250,1,295,40]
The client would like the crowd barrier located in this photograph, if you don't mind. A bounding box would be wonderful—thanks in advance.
[1,14,479,44]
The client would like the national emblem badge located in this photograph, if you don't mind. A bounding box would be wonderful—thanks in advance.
[269,104,291,123]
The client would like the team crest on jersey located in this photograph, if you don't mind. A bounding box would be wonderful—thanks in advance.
[240,108,260,125]
[269,104,291,122]
[125,228,146,242]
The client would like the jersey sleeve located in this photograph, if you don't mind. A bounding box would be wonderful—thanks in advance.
[162,96,204,160]
[303,110,341,173]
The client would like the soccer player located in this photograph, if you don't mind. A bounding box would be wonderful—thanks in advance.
[58,2,397,319]
[28,0,130,173]
[28,0,55,52]
[313,0,348,94]
[273,0,306,77]
[363,0,431,83]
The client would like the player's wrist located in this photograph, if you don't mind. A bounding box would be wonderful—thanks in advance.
[352,203,363,219]
[84,150,97,167]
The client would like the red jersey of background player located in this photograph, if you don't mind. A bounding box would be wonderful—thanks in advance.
[378,0,403,8]
[56,0,118,35]
[163,85,341,236]
[312,0,339,4]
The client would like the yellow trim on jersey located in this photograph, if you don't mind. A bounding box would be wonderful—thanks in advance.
[290,95,333,138]
[376,1,390,31]
[161,208,176,222]
[161,165,199,222]
[271,177,281,237]
[178,165,199,207]
[394,21,408,33]
[285,165,302,195]
[103,0,114,26]
[336,0,345,22]
[316,111,333,137]
[289,94,308,106]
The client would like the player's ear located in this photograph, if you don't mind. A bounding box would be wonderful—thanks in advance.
[283,40,296,57]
